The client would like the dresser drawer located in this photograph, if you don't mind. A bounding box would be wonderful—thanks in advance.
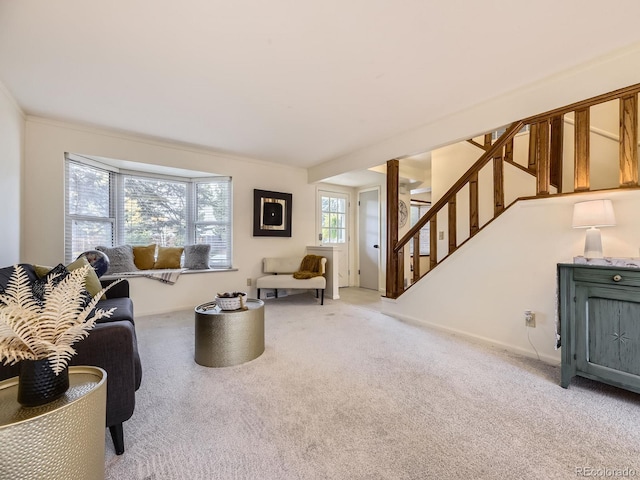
[573,266,640,288]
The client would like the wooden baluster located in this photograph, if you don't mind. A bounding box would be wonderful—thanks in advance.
[412,235,420,283]
[397,246,404,293]
[493,153,504,216]
[484,133,492,148]
[620,94,639,187]
[429,217,437,270]
[550,115,564,192]
[469,172,479,236]
[528,123,538,172]
[574,107,590,191]
[504,137,514,164]
[448,197,457,255]
[386,159,401,298]
[536,120,551,195]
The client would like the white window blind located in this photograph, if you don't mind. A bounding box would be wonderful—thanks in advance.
[119,175,188,247]
[65,161,115,261]
[195,178,232,268]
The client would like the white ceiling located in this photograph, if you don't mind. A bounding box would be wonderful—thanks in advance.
[2,1,640,174]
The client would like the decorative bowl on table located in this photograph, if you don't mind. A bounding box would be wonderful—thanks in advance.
[215,292,248,311]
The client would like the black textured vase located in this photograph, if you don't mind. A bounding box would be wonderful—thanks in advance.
[17,359,69,407]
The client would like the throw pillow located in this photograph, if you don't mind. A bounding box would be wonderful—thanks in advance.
[31,264,69,303]
[0,265,17,293]
[133,244,156,270]
[183,244,211,270]
[154,246,184,269]
[34,260,103,298]
[33,264,53,278]
[96,245,138,274]
[32,263,92,307]
[66,256,104,299]
[0,264,39,293]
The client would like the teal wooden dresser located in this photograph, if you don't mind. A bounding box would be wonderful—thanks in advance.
[558,263,640,394]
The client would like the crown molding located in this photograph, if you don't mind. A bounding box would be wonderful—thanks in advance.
[25,115,307,173]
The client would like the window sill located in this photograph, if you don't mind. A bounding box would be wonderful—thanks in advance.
[182,268,238,275]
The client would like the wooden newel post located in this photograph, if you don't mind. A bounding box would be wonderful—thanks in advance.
[386,159,402,298]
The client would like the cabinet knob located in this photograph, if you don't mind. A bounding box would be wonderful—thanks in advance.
[613,274,622,282]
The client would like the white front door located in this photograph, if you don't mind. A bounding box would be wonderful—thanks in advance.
[318,190,349,287]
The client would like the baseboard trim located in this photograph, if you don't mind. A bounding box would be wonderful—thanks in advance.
[387,311,560,366]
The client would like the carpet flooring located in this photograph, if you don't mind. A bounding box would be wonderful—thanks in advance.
[104,288,640,479]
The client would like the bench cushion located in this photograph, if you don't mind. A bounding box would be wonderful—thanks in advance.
[263,257,304,274]
[256,273,326,290]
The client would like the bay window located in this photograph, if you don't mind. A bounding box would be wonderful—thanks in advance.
[65,155,232,269]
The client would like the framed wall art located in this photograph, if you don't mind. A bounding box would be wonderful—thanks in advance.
[253,189,292,237]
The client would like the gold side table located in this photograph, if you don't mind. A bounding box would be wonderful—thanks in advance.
[195,299,265,367]
[0,366,107,480]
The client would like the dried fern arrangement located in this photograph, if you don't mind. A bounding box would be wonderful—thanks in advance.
[0,264,117,375]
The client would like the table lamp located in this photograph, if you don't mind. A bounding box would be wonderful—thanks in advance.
[572,199,616,258]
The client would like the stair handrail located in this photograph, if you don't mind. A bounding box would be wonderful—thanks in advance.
[394,120,524,253]
[388,82,640,298]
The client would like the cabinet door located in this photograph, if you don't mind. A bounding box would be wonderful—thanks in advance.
[576,285,640,383]
[618,302,640,376]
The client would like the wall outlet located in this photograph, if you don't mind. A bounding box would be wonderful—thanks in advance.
[524,310,536,328]
[246,278,252,286]
[438,231,444,240]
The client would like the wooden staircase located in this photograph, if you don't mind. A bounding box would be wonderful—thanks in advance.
[385,83,640,299]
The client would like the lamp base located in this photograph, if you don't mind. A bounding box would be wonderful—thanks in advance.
[583,227,603,258]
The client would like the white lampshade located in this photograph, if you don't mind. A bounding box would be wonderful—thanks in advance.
[572,199,616,228]
[572,199,616,258]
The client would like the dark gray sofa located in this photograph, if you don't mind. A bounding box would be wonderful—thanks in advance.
[0,263,142,455]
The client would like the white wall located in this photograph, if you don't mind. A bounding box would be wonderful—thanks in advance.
[383,189,640,363]
[393,103,638,363]
[309,43,640,183]
[23,117,317,315]
[0,84,24,265]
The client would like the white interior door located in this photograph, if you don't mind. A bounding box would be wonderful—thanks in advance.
[318,190,349,287]
[358,189,379,290]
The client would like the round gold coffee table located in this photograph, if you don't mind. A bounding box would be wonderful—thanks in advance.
[194,299,265,367]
